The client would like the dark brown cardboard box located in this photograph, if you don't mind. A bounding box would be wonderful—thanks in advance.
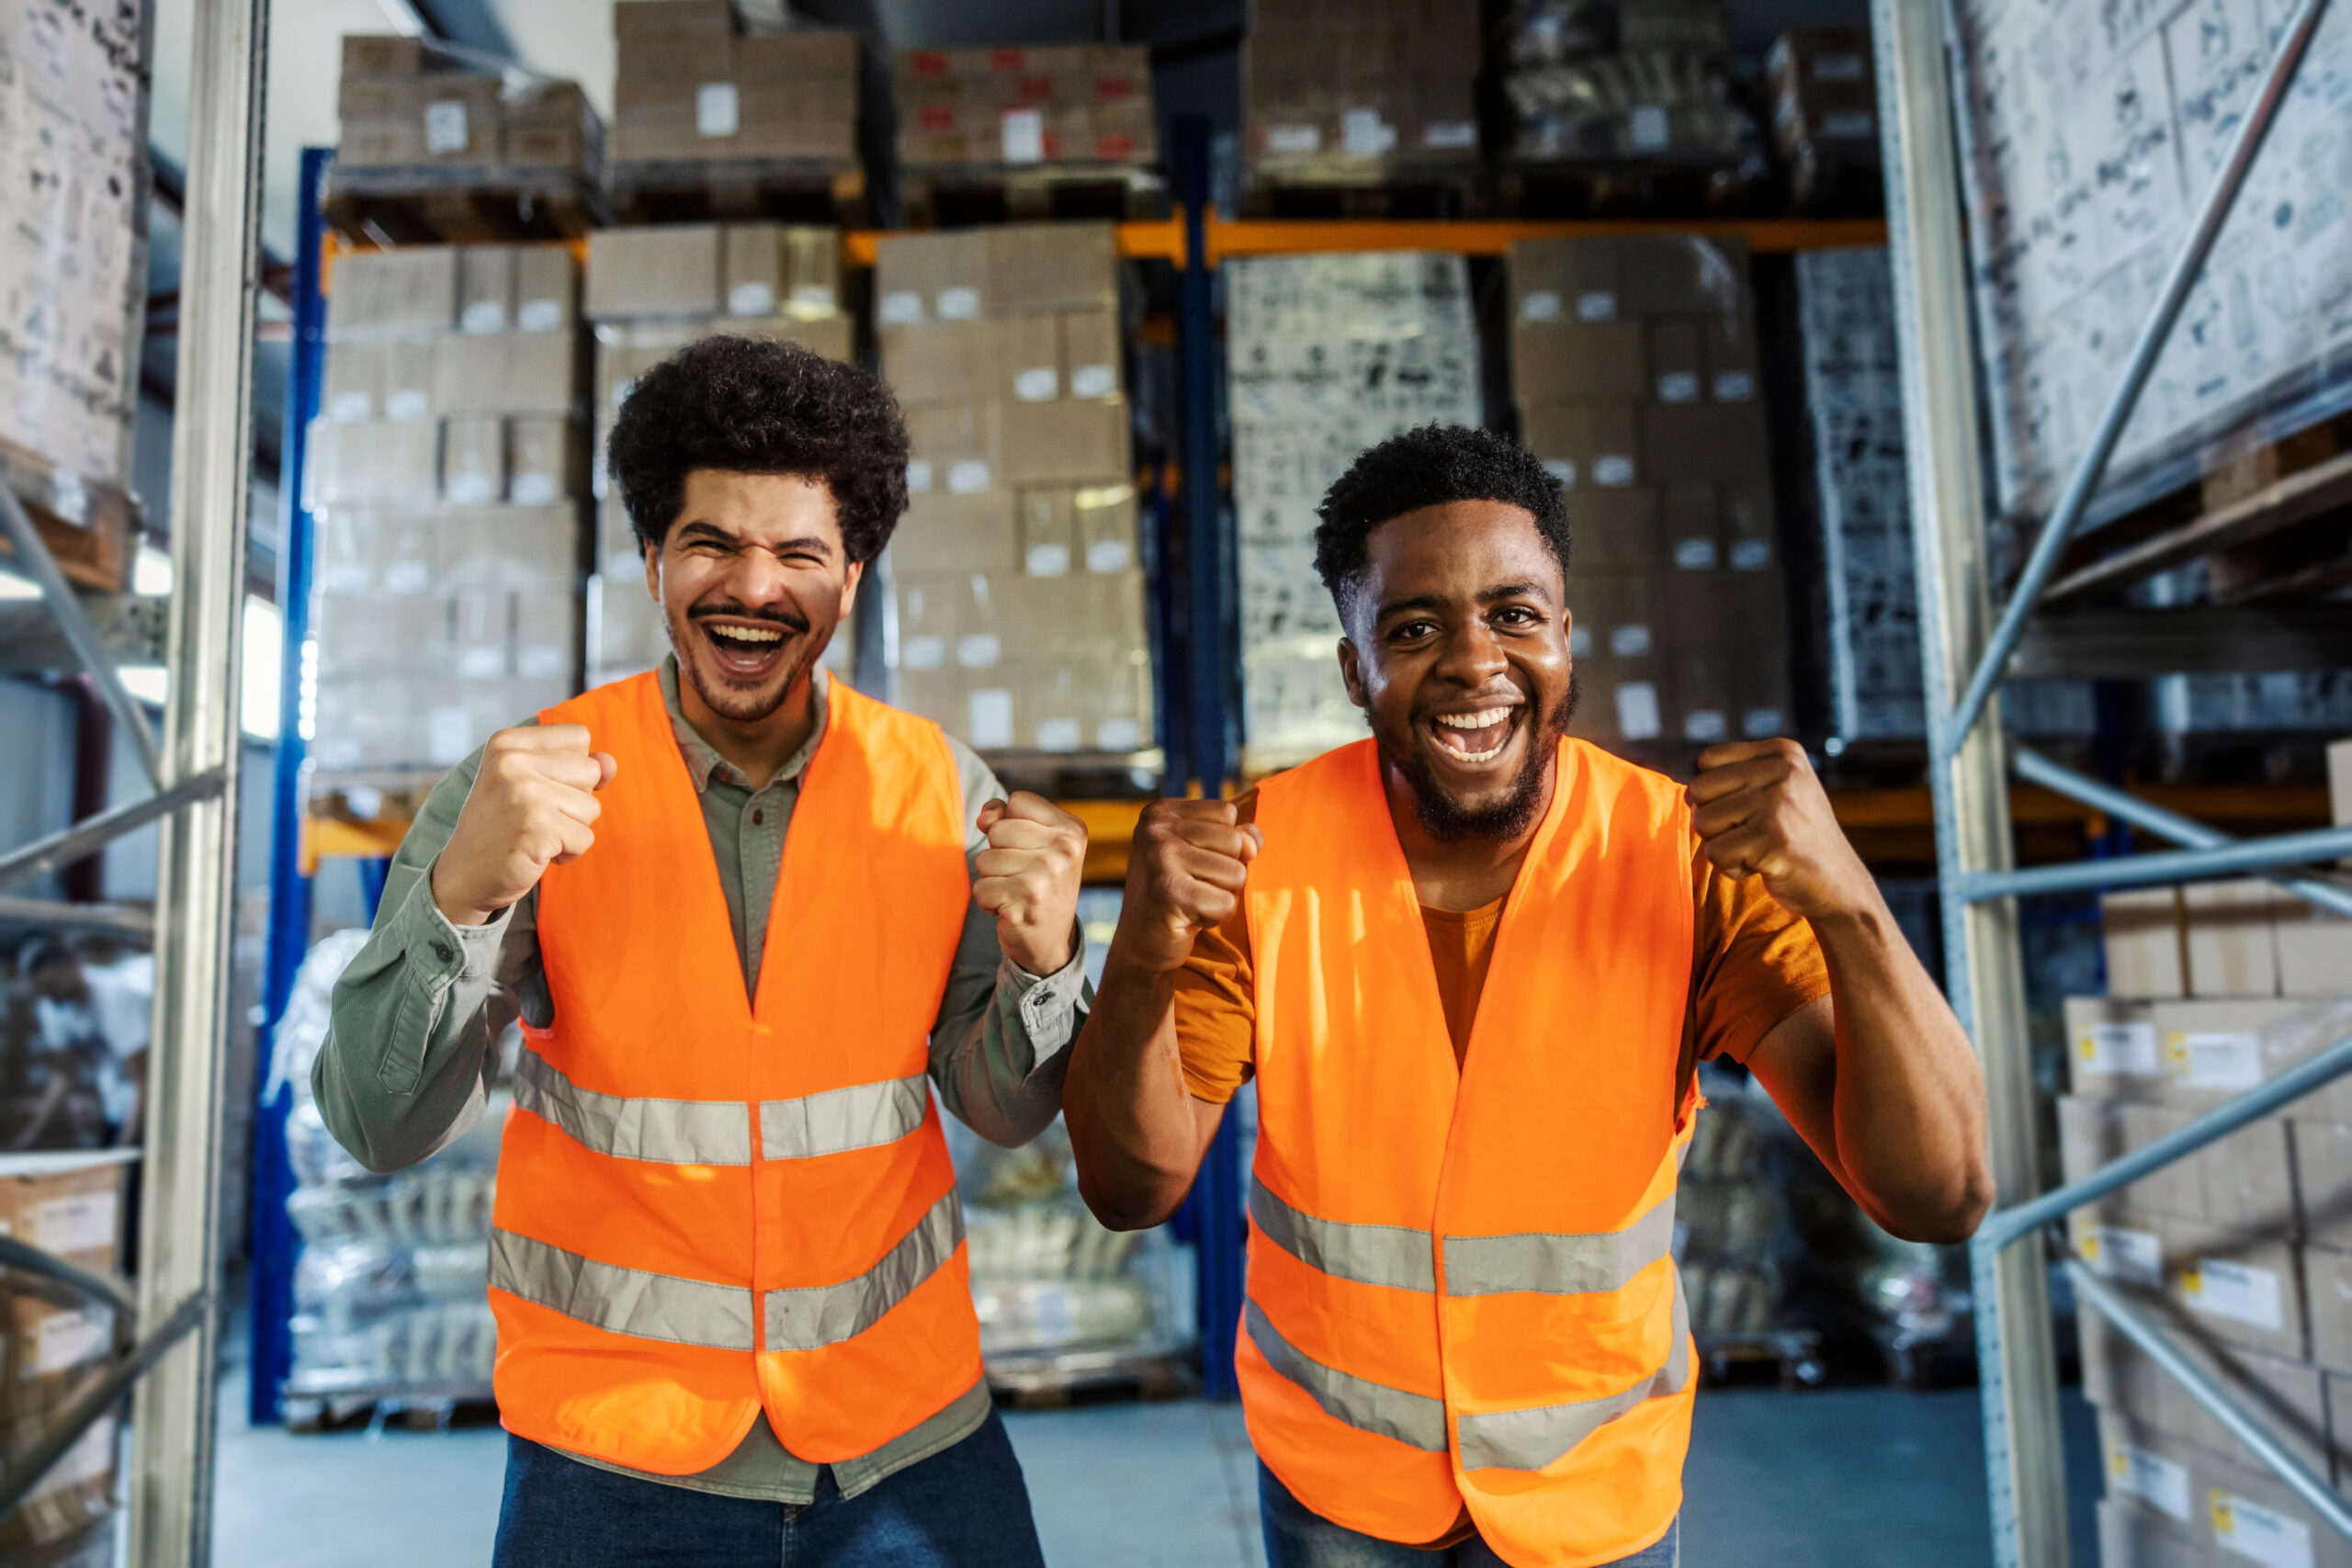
[1661,485,1719,571]
[1001,397,1131,485]
[1721,481,1775,570]
[1702,316,1760,402]
[1511,321,1647,404]
[1646,321,1704,404]
[1616,233,1752,318]
[1564,486,1663,572]
[1521,402,1640,491]
[1641,403,1768,485]
[1510,238,1623,325]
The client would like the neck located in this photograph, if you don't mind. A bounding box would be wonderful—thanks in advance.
[678,667,819,789]
[1381,751,1555,913]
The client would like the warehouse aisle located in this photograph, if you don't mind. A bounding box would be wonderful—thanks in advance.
[209,1372,2101,1566]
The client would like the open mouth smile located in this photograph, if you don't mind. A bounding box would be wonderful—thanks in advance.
[1427,705,1521,765]
[696,618,798,680]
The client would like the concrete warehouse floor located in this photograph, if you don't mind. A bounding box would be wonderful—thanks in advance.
[209,1368,2107,1566]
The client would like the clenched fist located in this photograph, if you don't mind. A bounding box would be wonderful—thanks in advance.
[1113,799,1263,974]
[433,726,618,927]
[1687,739,1875,922]
[974,793,1089,976]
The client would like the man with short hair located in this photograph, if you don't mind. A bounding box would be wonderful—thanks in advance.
[319,336,1083,1568]
[1065,424,1990,1568]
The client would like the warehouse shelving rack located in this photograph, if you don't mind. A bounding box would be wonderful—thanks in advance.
[1871,0,2352,1558]
[0,0,266,1560]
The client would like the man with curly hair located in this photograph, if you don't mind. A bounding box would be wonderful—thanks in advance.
[1064,424,1990,1567]
[317,336,1081,1567]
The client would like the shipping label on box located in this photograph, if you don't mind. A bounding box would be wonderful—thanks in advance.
[2065,995,2163,1097]
[904,402,1003,495]
[875,230,992,325]
[2100,1413,2194,1526]
[1521,402,1640,490]
[1060,310,1122,399]
[2150,998,2315,1109]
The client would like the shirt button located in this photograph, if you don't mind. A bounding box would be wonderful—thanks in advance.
[433,942,454,964]
[752,809,764,826]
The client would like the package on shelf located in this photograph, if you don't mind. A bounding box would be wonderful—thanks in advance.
[1499,0,1754,164]
[2096,875,2352,1004]
[0,942,149,1152]
[337,37,605,173]
[0,0,147,493]
[894,45,1157,167]
[1765,26,1878,195]
[585,223,842,323]
[266,930,505,1403]
[1243,0,1479,178]
[610,2,856,164]
[2093,1408,2352,1566]
[2080,1307,2329,1482]
[1674,1068,1791,1337]
[1227,252,1480,769]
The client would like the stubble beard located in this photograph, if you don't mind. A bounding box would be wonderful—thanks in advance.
[1377,670,1580,843]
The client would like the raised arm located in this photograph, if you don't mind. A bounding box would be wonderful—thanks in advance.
[1064,799,1256,1231]
[1687,739,1994,1244]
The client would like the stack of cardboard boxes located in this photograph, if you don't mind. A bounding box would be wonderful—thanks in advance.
[1243,0,1479,184]
[1766,28,1881,211]
[583,223,852,687]
[2072,740,2352,1564]
[0,1156,131,1564]
[309,245,588,776]
[336,37,604,174]
[1506,233,1791,752]
[609,3,856,165]
[1227,252,1483,769]
[876,224,1151,755]
[894,47,1158,169]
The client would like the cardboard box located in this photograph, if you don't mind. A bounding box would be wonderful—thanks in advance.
[1661,486,1718,571]
[1016,488,1079,576]
[1720,481,1775,571]
[507,416,580,504]
[1060,310,1122,399]
[2093,1413,2203,1541]
[2066,995,2165,1100]
[308,423,441,508]
[2331,739,2352,835]
[719,223,842,319]
[2058,1093,2295,1232]
[512,246,579,334]
[1642,403,1769,485]
[2105,887,2189,1000]
[433,333,577,417]
[440,415,505,504]
[342,35,455,75]
[2327,1371,2352,1481]
[2070,1209,2306,1360]
[1521,402,1639,490]
[1512,321,1649,405]
[2185,879,2285,998]
[2296,1122,2352,1251]
[586,226,724,320]
[326,247,458,340]
[2095,1496,2201,1568]
[503,80,604,171]
[2277,901,2352,998]
[905,402,1003,495]
[2150,998,2324,1111]
[322,340,435,424]
[875,231,992,326]
[2305,1246,2352,1371]
[2082,1310,2330,1478]
[882,320,1004,407]
[1646,320,1704,404]
[1703,314,1760,402]
[1567,487,1665,573]
[1001,397,1131,485]
[1002,315,1062,402]
[989,224,1119,316]
[614,0,735,38]
[2192,1441,2352,1567]
[1615,234,1751,319]
[893,491,1020,575]
[457,247,515,333]
[417,74,502,162]
[1510,237,1622,326]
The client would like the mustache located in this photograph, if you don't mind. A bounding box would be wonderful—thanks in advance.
[686,599,808,634]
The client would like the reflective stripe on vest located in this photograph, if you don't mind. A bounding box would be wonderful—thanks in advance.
[1244,1300,1449,1453]
[763,1188,964,1352]
[516,1049,932,1168]
[1455,1271,1692,1472]
[491,1228,756,1351]
[1251,1178,1674,1299]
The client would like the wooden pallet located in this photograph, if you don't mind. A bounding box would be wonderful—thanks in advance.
[0,437,141,593]
[901,163,1168,227]
[323,163,607,243]
[283,1382,498,1434]
[1239,160,1487,220]
[608,157,870,226]
[986,1346,1193,1407]
[1495,157,1768,220]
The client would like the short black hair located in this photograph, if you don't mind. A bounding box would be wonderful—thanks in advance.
[606,335,910,565]
[1313,423,1571,621]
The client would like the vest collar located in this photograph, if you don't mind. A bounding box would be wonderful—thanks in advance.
[657,656,832,795]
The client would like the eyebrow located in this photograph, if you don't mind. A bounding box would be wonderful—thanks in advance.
[1374,581,1552,618]
[673,521,837,557]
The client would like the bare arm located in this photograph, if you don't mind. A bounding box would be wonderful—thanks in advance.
[1064,800,1255,1231]
[1690,741,1993,1244]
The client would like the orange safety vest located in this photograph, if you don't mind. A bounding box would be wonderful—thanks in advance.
[1238,737,1699,1568]
[485,671,980,1473]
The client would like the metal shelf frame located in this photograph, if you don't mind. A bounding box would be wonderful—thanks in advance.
[1871,0,2352,1559]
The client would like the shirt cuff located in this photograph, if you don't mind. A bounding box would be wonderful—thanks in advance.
[1001,919,1091,1064]
[407,858,510,985]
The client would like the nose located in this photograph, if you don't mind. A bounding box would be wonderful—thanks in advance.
[1434,617,1509,689]
[721,545,795,607]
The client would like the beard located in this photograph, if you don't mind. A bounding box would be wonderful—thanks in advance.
[1377,669,1579,843]
[666,595,830,724]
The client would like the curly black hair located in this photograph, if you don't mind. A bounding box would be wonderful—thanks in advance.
[1313,423,1570,622]
[606,335,910,565]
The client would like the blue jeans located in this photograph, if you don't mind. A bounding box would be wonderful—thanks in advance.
[1261,1462,1679,1568]
[492,1410,1046,1568]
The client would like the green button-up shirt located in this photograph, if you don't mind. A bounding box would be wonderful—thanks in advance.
[314,660,1088,1502]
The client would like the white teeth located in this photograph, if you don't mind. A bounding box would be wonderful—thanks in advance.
[1440,736,1509,763]
[1435,707,1510,729]
[711,625,783,645]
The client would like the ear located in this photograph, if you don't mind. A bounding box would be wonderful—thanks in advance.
[840,558,865,618]
[1337,637,1367,710]
[641,541,661,602]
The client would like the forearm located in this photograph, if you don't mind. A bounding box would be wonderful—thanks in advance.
[930,908,1089,1148]
[1812,897,1993,1241]
[1064,958,1217,1231]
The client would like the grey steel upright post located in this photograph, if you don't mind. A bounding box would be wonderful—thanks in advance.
[130,0,268,1559]
[1870,0,2066,1562]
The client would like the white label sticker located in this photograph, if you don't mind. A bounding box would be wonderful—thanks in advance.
[1542,458,1577,485]
[384,560,431,594]
[428,705,472,765]
[2184,1258,2283,1330]
[957,633,1001,669]
[967,688,1015,749]
[328,389,371,423]
[1683,708,1728,744]
[2083,1225,2163,1287]
[1001,107,1046,164]
[1672,536,1719,570]
[905,459,935,494]
[1657,371,1701,403]
[1097,717,1143,750]
[445,473,498,506]
[790,284,837,313]
[1714,369,1757,401]
[424,99,470,155]
[1577,290,1619,321]
[1024,544,1071,577]
[729,282,776,317]
[1611,624,1652,659]
[1085,539,1131,573]
[1730,538,1772,570]
[1421,119,1477,150]
[51,468,88,525]
[1035,716,1083,751]
[1266,124,1322,154]
[2107,1439,2191,1522]
[1615,682,1662,740]
[458,645,505,680]
[511,472,558,506]
[460,299,505,334]
[1013,367,1059,401]
[2212,1492,2314,1568]
[1071,364,1116,399]
[695,82,741,139]
[1340,107,1396,156]
[386,388,430,423]
[516,645,564,679]
[879,290,925,326]
[937,286,981,321]
[31,1192,114,1254]
[1741,706,1783,739]
[1629,103,1671,150]
[947,459,992,494]
[35,1311,106,1375]
[902,635,945,671]
[1593,455,1636,487]
[517,299,563,333]
[2172,1031,2264,1090]
[1520,290,1563,323]
[2079,1021,2160,1077]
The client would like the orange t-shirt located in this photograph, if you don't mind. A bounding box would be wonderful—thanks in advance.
[1172,818,1831,1105]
